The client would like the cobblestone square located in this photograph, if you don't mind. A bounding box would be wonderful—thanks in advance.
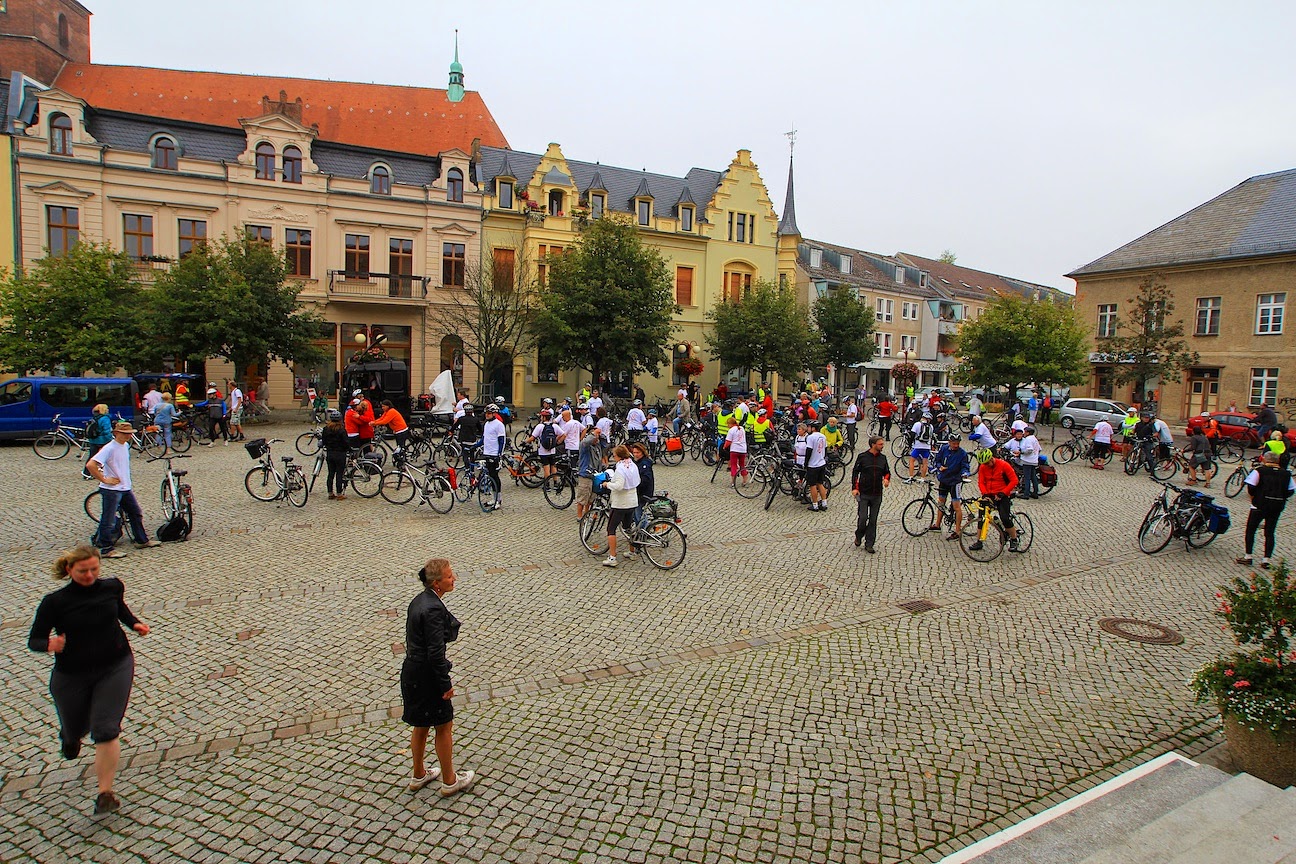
[0,424,1285,862]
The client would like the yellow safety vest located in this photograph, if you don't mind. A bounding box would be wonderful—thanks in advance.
[717,412,733,435]
[751,418,771,442]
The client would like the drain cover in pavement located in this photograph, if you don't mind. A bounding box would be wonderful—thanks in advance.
[1097,617,1184,645]
[897,599,940,614]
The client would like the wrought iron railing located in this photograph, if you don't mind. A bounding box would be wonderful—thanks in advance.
[327,270,431,299]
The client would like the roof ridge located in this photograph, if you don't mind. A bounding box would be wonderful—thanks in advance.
[58,62,462,95]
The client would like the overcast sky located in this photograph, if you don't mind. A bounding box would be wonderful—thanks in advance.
[91,0,1295,291]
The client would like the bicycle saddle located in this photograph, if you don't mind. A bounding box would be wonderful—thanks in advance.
[172,470,188,478]
[281,456,294,462]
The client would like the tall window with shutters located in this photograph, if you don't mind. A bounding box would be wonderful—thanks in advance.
[492,248,516,291]
[675,266,694,307]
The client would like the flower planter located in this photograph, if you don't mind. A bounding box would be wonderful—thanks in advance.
[1223,713,1296,787]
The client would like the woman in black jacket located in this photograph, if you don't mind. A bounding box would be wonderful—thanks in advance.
[402,558,475,796]
[28,544,150,817]
[320,409,350,500]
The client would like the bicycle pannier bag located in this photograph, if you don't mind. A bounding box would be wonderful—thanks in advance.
[1207,503,1231,535]
[1039,465,1057,488]
[665,436,683,452]
[244,438,269,460]
[156,515,190,542]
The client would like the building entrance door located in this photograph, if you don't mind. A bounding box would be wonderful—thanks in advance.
[1184,368,1220,417]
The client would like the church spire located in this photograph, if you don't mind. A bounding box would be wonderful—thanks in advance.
[777,127,800,237]
[448,30,465,103]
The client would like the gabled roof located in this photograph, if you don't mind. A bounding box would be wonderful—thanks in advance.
[477,146,722,221]
[51,63,509,157]
[1067,168,1296,277]
[632,175,653,200]
[898,252,1037,301]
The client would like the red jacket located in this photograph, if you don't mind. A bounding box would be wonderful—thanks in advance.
[978,459,1018,496]
[354,399,375,439]
[877,400,896,418]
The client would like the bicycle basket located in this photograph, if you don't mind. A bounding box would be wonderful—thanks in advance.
[648,496,678,521]
[244,438,269,460]
[1207,503,1231,535]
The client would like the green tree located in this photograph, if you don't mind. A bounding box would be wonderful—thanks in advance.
[0,242,153,375]
[706,279,818,381]
[529,217,677,383]
[150,235,326,372]
[953,294,1090,394]
[812,288,876,395]
[938,250,958,264]
[1101,273,1199,398]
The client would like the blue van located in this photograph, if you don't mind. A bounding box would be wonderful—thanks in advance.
[0,377,139,440]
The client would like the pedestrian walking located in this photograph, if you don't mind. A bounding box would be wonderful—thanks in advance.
[226,380,245,442]
[851,436,891,553]
[27,544,150,817]
[1236,452,1295,569]
[843,397,859,451]
[725,418,749,484]
[86,421,163,558]
[402,558,475,797]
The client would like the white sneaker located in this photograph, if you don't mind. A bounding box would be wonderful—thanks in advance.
[601,556,618,568]
[439,770,475,797]
[408,765,441,790]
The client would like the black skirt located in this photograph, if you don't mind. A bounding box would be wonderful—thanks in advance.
[400,661,454,728]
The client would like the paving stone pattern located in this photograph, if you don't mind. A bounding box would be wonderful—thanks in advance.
[0,428,1286,862]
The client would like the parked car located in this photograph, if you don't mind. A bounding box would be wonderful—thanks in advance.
[0,377,139,439]
[1058,397,1130,430]
[1185,411,1296,447]
[917,387,958,404]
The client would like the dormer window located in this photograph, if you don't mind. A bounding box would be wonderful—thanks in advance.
[548,190,564,216]
[637,199,652,227]
[497,179,514,209]
[255,142,275,180]
[680,206,694,232]
[283,146,303,183]
[894,265,905,284]
[591,193,605,219]
[446,168,464,203]
[152,136,177,170]
[809,248,822,268]
[370,165,391,195]
[840,256,851,275]
[49,113,72,155]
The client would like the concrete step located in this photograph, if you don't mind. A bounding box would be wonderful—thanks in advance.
[1162,788,1296,864]
[1077,772,1280,864]
[941,754,1234,863]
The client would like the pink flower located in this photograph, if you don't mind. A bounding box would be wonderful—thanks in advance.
[1224,669,1234,676]
[1261,656,1277,664]
[1233,680,1251,688]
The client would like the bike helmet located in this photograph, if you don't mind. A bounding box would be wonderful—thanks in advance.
[633,399,643,406]
[463,403,475,412]
[327,409,342,421]
[976,448,995,465]
[495,396,505,404]
[1272,431,1284,441]
[540,408,553,418]
[352,389,363,397]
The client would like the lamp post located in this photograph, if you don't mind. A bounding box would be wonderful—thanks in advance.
[897,348,912,412]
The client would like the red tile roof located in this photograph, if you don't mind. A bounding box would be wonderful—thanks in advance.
[53,63,509,156]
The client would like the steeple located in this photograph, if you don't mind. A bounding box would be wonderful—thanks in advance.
[778,127,801,237]
[448,30,465,103]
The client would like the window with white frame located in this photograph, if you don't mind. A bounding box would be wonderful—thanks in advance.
[874,332,892,356]
[894,265,905,284]
[1097,303,1118,337]
[1250,367,1279,406]
[1195,297,1221,336]
[875,297,894,322]
[1257,293,1285,334]
[902,301,920,321]
[900,334,917,352]
[809,248,822,268]
[840,256,851,275]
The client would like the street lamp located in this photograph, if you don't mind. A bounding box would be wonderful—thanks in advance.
[897,348,913,411]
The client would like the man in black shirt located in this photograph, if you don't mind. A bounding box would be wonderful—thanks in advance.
[851,435,891,553]
[456,404,484,449]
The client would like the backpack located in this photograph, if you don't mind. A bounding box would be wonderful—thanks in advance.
[539,422,558,450]
[156,515,190,542]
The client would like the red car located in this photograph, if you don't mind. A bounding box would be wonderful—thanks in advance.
[1185,411,1296,446]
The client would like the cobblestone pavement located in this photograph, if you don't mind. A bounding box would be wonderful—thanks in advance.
[0,426,1287,863]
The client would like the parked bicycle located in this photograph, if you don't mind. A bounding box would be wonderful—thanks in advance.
[452,452,498,514]
[1137,481,1231,554]
[379,455,456,513]
[578,489,687,569]
[32,413,91,461]
[243,438,310,507]
[1224,456,1263,499]
[151,453,195,534]
[901,478,975,538]
[1051,427,1098,465]
[1123,437,1175,480]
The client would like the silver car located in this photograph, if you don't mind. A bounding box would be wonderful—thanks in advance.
[1058,397,1130,430]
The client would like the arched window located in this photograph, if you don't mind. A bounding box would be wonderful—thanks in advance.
[282,146,303,183]
[152,136,177,170]
[446,167,463,203]
[370,165,391,195]
[49,113,72,155]
[255,142,275,179]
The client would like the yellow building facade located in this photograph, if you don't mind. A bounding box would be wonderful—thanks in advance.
[0,132,13,278]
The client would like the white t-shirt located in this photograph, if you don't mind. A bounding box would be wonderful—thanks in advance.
[586,396,603,414]
[845,404,858,424]
[453,398,469,421]
[1004,438,1023,458]
[646,417,659,443]
[911,421,933,451]
[1093,421,1113,444]
[626,408,646,430]
[596,416,613,442]
[971,422,994,449]
[967,398,983,415]
[230,387,244,409]
[1020,435,1040,466]
[91,440,132,491]
[532,422,557,456]
[1011,418,1027,433]
[725,424,748,454]
[1153,418,1173,444]
[806,431,827,468]
[482,418,507,456]
[142,390,163,413]
[561,418,582,450]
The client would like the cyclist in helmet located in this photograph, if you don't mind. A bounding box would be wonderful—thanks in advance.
[626,399,646,441]
[972,448,1021,552]
[321,408,350,500]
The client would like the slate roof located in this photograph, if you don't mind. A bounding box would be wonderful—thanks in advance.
[898,252,1031,302]
[778,156,800,236]
[53,63,509,157]
[477,146,722,220]
[1067,168,1296,277]
[85,109,439,184]
[799,239,926,298]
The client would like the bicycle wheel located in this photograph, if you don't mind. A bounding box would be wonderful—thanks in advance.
[380,470,419,504]
[893,454,914,479]
[660,442,685,467]
[424,474,456,513]
[827,458,848,488]
[1225,468,1246,498]
[1150,457,1178,481]
[33,432,70,460]
[512,428,532,450]
[901,498,937,537]
[1184,511,1217,548]
[580,509,610,555]
[161,478,179,520]
[179,487,194,533]
[543,474,575,510]
[284,467,309,508]
[701,442,717,466]
[244,466,279,501]
[687,436,703,461]
[452,470,474,503]
[1051,443,1076,465]
[1138,512,1174,553]
[890,437,908,459]
[296,431,322,456]
[84,489,103,522]
[170,428,192,453]
[514,456,543,488]
[1215,440,1242,464]
[640,520,687,570]
[478,475,497,513]
[1011,511,1034,552]
[960,511,1005,562]
[145,431,168,459]
[733,465,767,499]
[1123,452,1142,476]
[349,461,382,498]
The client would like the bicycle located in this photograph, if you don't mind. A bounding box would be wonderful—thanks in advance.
[501,442,545,488]
[452,453,498,513]
[960,494,1033,562]
[1224,457,1262,498]
[1137,481,1229,554]
[1050,428,1098,465]
[900,478,975,537]
[151,453,195,533]
[1123,438,1176,480]
[33,413,92,461]
[578,490,687,569]
[379,456,456,513]
[113,415,166,459]
[296,427,323,456]
[242,438,310,507]
[763,455,833,511]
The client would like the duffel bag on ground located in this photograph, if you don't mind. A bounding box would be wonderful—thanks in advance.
[156,515,190,542]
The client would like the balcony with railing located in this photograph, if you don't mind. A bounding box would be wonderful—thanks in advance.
[327,270,431,301]
[131,257,172,285]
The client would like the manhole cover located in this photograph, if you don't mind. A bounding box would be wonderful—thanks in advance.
[897,599,940,614]
[1097,617,1184,645]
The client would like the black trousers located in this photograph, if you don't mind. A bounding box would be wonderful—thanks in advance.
[855,494,883,548]
[845,422,858,450]
[326,452,347,495]
[51,654,134,747]
[879,417,892,439]
[1244,503,1285,558]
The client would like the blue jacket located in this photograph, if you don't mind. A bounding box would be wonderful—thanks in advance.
[931,444,971,485]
